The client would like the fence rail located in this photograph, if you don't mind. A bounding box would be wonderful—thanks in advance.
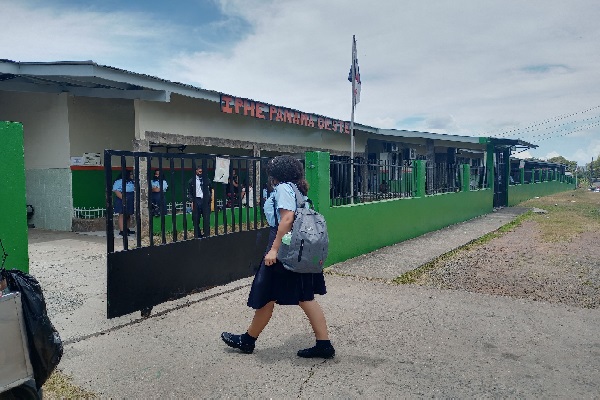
[470,166,488,190]
[104,150,272,253]
[426,163,459,195]
[330,158,415,206]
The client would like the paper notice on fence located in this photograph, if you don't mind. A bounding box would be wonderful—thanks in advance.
[213,157,230,183]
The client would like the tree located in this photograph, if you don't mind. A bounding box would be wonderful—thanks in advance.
[585,154,600,181]
[547,156,577,173]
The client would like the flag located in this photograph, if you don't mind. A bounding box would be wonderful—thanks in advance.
[348,36,361,106]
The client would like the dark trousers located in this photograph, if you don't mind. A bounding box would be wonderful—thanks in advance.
[192,197,204,237]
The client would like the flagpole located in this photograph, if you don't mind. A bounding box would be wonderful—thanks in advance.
[350,35,356,204]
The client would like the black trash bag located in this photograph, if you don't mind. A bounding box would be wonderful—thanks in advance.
[1,268,63,389]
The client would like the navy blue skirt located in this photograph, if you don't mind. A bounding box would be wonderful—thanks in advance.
[114,192,134,215]
[247,227,327,309]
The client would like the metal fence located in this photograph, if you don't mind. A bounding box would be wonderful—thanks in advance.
[104,150,271,252]
[330,157,415,206]
[470,166,488,190]
[426,163,460,195]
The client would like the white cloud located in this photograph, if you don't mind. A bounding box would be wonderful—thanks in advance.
[513,151,533,160]
[0,2,174,74]
[2,0,600,163]
[542,151,561,160]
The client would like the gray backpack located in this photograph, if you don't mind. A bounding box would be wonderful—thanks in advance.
[275,183,329,273]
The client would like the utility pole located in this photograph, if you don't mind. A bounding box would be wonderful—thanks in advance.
[591,157,594,184]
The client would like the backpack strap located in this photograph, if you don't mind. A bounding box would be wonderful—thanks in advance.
[272,182,308,227]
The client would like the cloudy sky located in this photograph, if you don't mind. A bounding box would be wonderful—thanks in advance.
[3,0,599,165]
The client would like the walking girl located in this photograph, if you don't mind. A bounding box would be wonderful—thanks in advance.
[221,155,335,358]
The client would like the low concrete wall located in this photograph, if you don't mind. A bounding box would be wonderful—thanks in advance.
[508,181,575,206]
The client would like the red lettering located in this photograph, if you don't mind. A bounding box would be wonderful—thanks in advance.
[256,103,266,119]
[284,110,294,123]
[325,119,332,130]
[244,100,255,117]
[293,112,301,125]
[269,106,277,121]
[344,122,350,134]
[318,118,325,129]
[332,121,339,132]
[234,98,244,114]
[300,113,309,126]
[276,109,284,122]
[221,95,233,113]
[308,117,315,128]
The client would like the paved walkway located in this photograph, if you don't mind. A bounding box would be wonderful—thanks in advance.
[28,207,600,398]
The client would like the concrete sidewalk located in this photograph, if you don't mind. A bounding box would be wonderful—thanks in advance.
[29,208,600,398]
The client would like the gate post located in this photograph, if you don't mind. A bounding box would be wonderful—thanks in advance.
[413,160,426,198]
[133,139,150,237]
[305,151,330,214]
[0,122,28,272]
[460,164,470,192]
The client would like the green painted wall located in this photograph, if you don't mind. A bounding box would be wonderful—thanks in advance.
[72,167,254,211]
[507,181,575,206]
[151,207,265,234]
[72,168,198,209]
[0,122,29,272]
[304,152,494,267]
[322,190,493,266]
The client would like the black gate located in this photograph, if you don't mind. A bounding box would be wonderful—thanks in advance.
[493,149,508,208]
[104,150,271,318]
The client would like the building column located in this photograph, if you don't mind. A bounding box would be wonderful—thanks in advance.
[305,151,330,214]
[460,164,470,192]
[133,138,150,237]
[414,160,426,198]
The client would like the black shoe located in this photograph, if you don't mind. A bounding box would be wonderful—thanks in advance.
[118,231,124,237]
[221,332,255,354]
[127,229,135,235]
[297,344,335,359]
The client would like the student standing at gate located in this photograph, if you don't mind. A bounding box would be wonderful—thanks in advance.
[112,170,135,237]
[221,155,335,359]
[151,169,169,216]
[187,166,212,238]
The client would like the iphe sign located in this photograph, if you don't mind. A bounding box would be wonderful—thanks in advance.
[220,94,351,134]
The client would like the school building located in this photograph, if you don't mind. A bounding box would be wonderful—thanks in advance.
[0,59,573,237]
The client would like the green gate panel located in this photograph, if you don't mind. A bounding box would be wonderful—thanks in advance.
[0,122,28,272]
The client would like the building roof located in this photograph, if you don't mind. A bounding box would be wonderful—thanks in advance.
[0,59,221,103]
[0,59,535,149]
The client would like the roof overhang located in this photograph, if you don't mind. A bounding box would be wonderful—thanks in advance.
[377,128,482,144]
[0,59,221,103]
[482,137,538,150]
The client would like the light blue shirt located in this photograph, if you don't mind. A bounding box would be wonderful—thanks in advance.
[113,179,134,193]
[264,183,307,227]
[151,179,168,191]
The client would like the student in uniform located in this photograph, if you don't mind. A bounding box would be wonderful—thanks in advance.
[151,170,169,216]
[221,155,335,359]
[113,170,135,236]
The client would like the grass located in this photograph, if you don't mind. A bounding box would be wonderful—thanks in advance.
[42,370,97,399]
[394,189,600,285]
[393,211,532,285]
[518,189,600,242]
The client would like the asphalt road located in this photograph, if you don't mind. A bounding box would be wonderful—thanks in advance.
[29,208,600,398]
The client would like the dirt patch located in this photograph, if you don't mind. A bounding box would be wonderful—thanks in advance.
[415,218,600,309]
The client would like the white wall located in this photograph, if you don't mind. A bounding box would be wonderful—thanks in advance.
[0,91,72,230]
[68,96,135,156]
[0,91,70,169]
[136,94,362,152]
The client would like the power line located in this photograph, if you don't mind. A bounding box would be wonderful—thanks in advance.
[530,121,600,143]
[487,105,600,138]
[498,115,600,139]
